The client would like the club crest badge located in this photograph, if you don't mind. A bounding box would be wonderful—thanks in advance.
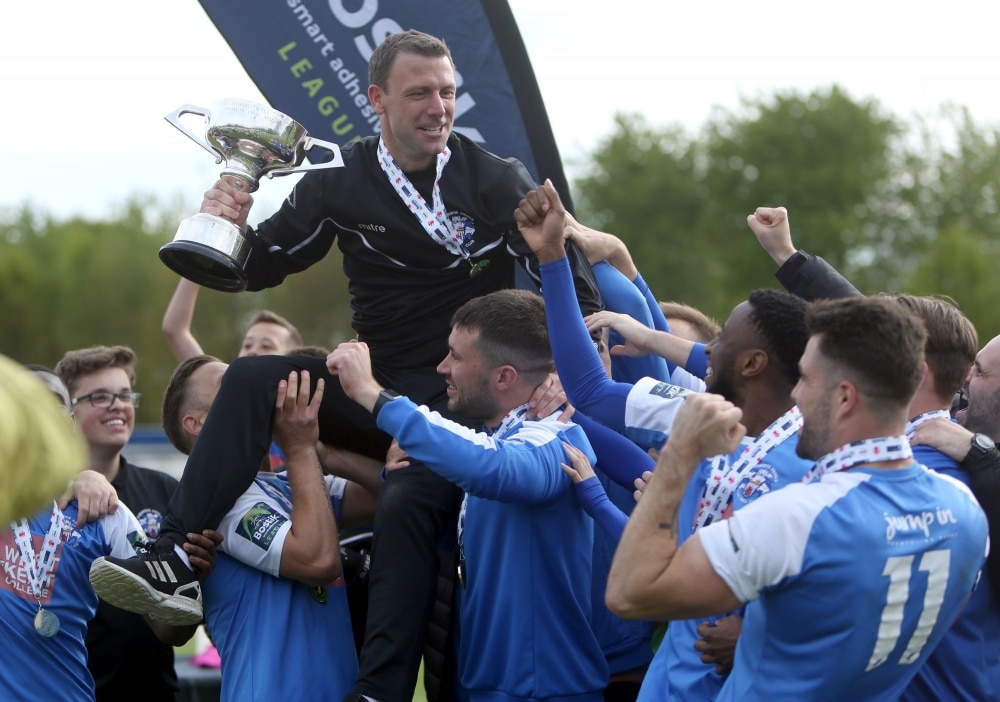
[734,464,779,505]
[136,508,164,539]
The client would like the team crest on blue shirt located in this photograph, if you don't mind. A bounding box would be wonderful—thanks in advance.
[450,210,476,256]
[734,464,779,505]
[64,524,83,546]
[136,508,164,539]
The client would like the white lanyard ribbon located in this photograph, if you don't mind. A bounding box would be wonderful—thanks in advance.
[800,435,913,484]
[905,409,951,439]
[10,503,66,602]
[487,403,532,440]
[694,405,803,529]
[377,137,466,259]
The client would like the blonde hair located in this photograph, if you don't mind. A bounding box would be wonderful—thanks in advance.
[0,354,87,522]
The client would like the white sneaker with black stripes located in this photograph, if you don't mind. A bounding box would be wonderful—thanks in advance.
[89,539,202,626]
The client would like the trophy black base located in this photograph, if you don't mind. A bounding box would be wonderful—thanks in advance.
[160,212,251,292]
[159,240,248,292]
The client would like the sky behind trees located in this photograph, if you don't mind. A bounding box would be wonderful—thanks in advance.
[1,0,998,220]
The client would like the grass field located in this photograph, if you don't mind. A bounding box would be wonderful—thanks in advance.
[414,665,428,702]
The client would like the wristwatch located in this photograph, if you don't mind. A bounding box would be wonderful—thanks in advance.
[962,432,999,474]
[372,388,402,420]
[970,433,996,456]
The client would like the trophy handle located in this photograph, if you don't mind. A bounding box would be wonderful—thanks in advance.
[164,105,221,162]
[267,137,345,178]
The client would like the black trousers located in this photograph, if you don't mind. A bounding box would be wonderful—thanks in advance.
[161,354,463,702]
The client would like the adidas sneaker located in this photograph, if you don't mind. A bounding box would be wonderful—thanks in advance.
[89,539,202,626]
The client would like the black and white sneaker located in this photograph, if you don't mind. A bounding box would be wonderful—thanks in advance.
[89,539,202,626]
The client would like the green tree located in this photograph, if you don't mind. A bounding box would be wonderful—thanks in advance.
[0,198,354,424]
[0,200,183,422]
[572,113,727,312]
[573,86,923,320]
[903,222,1000,340]
[702,86,900,298]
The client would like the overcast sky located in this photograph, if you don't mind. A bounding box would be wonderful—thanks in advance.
[1,0,997,221]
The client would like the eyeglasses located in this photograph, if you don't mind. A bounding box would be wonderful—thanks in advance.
[71,391,142,409]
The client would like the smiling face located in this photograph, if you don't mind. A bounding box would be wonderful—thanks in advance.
[369,51,456,172]
[704,301,754,402]
[957,335,1000,436]
[70,367,135,453]
[436,326,500,423]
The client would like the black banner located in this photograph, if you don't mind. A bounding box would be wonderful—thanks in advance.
[197,0,572,205]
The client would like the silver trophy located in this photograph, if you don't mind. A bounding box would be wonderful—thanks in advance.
[160,98,345,291]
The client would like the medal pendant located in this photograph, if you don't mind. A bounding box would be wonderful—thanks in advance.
[469,259,491,278]
[309,585,328,604]
[34,608,60,637]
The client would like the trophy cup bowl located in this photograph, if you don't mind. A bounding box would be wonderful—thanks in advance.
[160,98,345,292]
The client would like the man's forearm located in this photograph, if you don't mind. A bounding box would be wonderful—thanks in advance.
[285,446,340,583]
[604,238,639,281]
[606,443,695,619]
[646,330,697,370]
[775,251,861,301]
[318,444,384,499]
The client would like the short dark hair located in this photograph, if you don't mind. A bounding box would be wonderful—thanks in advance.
[368,29,454,90]
[888,294,978,402]
[746,289,810,387]
[55,346,137,397]
[806,297,927,412]
[450,289,553,384]
[247,310,303,347]
[162,355,222,455]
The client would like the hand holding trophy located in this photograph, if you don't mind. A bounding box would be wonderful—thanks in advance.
[160,98,345,292]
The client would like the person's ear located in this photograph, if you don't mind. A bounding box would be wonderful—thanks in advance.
[494,365,518,391]
[741,348,768,378]
[833,380,859,419]
[369,85,386,115]
[181,411,206,439]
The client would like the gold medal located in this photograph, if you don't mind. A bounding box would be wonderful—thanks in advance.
[34,608,60,637]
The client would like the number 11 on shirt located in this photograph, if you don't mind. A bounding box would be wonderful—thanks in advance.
[865,549,950,671]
